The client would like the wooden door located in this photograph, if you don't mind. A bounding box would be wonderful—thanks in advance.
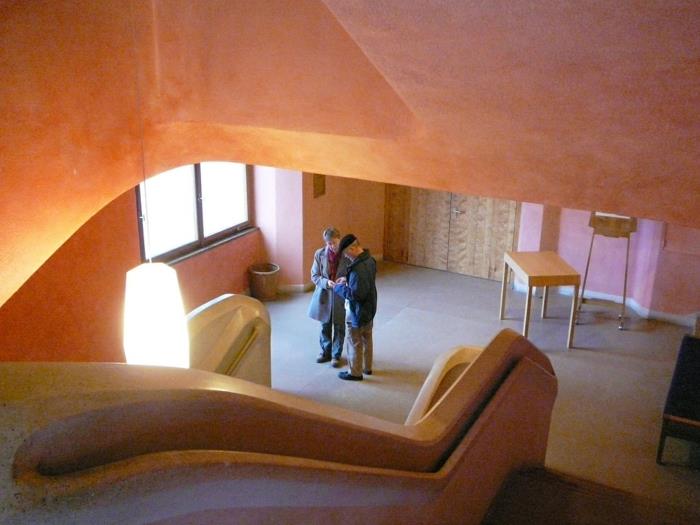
[447,194,518,279]
[384,185,518,280]
[407,188,451,270]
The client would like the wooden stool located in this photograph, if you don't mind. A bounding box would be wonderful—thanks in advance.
[578,212,637,330]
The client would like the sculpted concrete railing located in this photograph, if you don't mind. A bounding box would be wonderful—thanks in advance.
[0,329,557,525]
[186,293,271,386]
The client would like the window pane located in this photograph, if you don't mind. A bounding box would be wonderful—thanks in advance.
[200,161,248,237]
[140,165,198,258]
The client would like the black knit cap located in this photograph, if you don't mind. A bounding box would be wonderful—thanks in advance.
[338,233,357,254]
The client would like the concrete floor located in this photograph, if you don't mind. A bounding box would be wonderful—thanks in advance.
[265,260,700,513]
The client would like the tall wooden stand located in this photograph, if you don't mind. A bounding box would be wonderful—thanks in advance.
[577,213,637,330]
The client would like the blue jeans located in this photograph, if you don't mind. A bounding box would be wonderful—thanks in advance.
[320,320,345,360]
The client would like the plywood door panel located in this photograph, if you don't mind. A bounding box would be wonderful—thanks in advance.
[447,194,518,280]
[447,194,482,277]
[407,188,451,270]
[383,185,516,279]
[383,184,411,263]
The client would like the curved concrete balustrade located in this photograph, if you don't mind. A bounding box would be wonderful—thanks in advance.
[0,329,557,524]
[186,294,271,386]
[405,345,484,425]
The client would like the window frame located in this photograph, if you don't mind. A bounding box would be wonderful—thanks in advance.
[136,163,254,264]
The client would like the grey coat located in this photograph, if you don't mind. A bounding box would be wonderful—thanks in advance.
[307,246,347,324]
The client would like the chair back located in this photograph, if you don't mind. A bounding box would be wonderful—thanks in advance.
[664,334,700,420]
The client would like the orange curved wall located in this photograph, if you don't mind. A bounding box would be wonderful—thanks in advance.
[0,191,140,362]
[0,167,383,362]
[1,1,699,317]
[0,189,267,363]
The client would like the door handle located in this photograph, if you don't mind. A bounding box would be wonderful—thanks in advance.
[452,208,464,215]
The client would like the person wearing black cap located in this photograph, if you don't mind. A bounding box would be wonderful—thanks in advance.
[333,233,377,381]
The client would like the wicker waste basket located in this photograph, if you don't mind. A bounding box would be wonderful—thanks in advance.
[248,263,280,301]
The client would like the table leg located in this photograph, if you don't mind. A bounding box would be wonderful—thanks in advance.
[567,284,579,349]
[499,260,509,320]
[523,285,532,338]
[541,286,549,318]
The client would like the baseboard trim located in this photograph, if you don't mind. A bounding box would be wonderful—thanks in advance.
[512,281,696,328]
[279,283,314,293]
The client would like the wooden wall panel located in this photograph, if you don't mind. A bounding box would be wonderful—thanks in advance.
[383,184,410,263]
[448,194,517,280]
[407,188,450,270]
[384,184,517,279]
[448,195,489,278]
[488,199,518,279]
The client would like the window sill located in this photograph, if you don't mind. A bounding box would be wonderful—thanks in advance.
[168,227,259,266]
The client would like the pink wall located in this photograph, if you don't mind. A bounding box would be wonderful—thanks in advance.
[520,204,700,318]
[253,166,305,286]
[276,170,305,285]
[255,167,386,289]
[518,203,561,252]
[627,220,664,311]
[253,166,277,262]
[651,226,700,314]
[518,203,545,251]
[557,209,632,298]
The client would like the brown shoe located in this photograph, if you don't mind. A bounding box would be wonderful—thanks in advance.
[331,358,342,368]
[316,353,331,363]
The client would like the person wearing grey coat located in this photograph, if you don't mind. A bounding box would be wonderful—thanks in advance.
[307,227,347,366]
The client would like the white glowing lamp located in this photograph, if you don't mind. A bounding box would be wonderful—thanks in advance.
[123,262,190,368]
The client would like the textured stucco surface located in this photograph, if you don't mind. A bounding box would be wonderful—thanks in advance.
[1,0,699,307]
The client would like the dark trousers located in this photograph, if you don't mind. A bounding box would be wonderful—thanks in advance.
[320,320,345,359]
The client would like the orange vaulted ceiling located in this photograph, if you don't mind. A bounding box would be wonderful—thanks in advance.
[1,0,699,306]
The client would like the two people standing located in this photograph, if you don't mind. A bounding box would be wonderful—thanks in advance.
[308,227,377,381]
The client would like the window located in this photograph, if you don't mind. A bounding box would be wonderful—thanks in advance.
[137,162,252,262]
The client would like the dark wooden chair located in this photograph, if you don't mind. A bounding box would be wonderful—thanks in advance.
[656,334,700,465]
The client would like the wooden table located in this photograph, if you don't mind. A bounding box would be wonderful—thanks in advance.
[499,251,580,349]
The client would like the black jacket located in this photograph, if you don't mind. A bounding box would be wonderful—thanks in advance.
[333,250,377,328]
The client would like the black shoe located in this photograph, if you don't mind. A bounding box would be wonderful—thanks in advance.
[316,354,331,363]
[363,369,372,375]
[338,371,362,381]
